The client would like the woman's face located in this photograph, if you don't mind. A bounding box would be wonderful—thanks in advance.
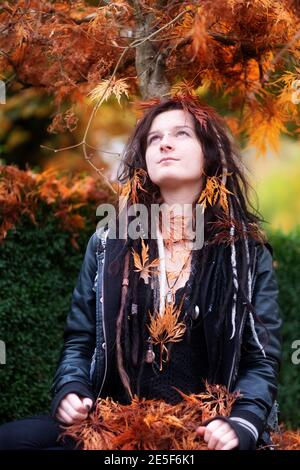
[145,109,204,190]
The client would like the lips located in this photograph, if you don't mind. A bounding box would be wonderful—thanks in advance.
[159,157,179,164]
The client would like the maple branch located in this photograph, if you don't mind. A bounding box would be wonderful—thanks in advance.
[74,12,97,24]
[41,141,117,194]
[41,143,83,153]
[41,142,120,156]
[85,142,121,157]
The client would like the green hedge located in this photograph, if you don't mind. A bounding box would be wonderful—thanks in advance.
[0,215,299,428]
[268,227,300,428]
[0,211,94,423]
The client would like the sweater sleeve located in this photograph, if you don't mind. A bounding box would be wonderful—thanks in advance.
[51,381,96,418]
[229,410,262,449]
[201,413,260,450]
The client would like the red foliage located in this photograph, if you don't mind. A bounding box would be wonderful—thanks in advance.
[61,383,239,450]
[0,0,299,144]
[0,165,112,247]
[60,382,300,450]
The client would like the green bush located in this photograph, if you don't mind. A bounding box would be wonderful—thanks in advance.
[0,211,299,428]
[268,227,300,428]
[0,211,93,423]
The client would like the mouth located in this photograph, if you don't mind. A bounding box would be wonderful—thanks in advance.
[159,157,179,164]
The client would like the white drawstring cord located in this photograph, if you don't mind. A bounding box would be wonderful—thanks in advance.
[229,201,238,340]
[156,219,166,317]
[242,220,266,357]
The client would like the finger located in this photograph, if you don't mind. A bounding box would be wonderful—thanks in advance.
[82,397,93,412]
[214,431,237,450]
[196,426,206,436]
[204,420,225,444]
[65,394,87,413]
[220,438,239,451]
[61,398,87,421]
[207,425,232,450]
[56,407,74,425]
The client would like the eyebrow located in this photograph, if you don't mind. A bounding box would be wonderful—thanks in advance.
[147,125,194,137]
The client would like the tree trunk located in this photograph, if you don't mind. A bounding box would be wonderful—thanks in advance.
[132,3,170,99]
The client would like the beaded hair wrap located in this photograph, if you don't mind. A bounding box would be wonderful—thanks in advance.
[242,219,266,357]
[116,251,133,399]
[228,199,267,355]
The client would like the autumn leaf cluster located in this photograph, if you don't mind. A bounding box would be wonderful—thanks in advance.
[61,382,300,450]
[61,382,239,450]
[0,165,112,247]
[197,173,233,214]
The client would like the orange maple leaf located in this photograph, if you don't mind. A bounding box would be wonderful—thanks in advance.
[132,238,159,283]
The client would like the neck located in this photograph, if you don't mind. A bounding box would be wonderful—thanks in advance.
[159,184,201,245]
[160,183,201,207]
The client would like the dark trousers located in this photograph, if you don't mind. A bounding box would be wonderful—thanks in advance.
[0,415,77,450]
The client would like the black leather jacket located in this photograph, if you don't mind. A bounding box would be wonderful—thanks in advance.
[51,229,282,448]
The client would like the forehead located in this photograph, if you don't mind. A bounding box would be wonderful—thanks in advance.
[148,109,195,132]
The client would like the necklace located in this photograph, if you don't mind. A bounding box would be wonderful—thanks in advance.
[144,223,193,370]
[165,250,192,304]
[157,221,194,316]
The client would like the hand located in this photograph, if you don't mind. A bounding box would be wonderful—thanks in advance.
[196,419,239,450]
[56,393,93,425]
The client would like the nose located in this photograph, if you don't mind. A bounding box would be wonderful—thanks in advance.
[160,134,174,152]
[160,143,173,151]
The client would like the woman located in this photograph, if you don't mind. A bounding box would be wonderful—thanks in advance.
[0,94,281,450]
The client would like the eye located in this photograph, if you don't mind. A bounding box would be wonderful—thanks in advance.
[176,130,189,136]
[148,130,189,144]
[148,135,160,144]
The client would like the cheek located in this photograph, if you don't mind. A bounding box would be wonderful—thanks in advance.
[145,152,156,181]
[183,145,204,175]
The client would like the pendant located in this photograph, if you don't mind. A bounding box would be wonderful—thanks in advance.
[166,290,173,304]
[192,304,200,320]
[145,344,155,363]
[145,337,155,363]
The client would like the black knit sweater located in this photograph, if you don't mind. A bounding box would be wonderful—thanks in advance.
[138,285,209,404]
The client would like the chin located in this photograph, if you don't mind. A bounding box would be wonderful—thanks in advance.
[155,170,183,183]
[156,177,186,189]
